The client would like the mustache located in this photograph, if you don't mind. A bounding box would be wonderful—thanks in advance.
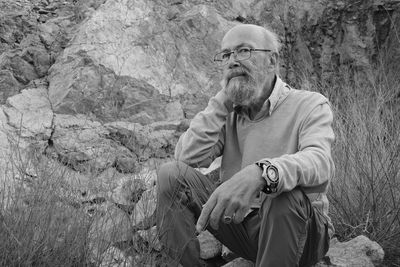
[226,68,250,81]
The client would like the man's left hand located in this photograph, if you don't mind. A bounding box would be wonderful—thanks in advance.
[196,164,265,232]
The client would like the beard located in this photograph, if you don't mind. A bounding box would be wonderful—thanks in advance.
[222,69,258,107]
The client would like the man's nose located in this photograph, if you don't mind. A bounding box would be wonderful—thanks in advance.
[227,54,240,68]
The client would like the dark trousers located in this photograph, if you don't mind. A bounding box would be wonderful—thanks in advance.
[156,161,329,267]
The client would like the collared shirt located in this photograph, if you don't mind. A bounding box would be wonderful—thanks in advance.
[175,76,335,232]
[233,76,291,120]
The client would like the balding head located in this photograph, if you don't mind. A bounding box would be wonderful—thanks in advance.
[221,24,281,53]
[219,24,280,111]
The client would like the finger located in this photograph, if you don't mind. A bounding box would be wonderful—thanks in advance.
[232,207,248,224]
[223,200,240,221]
[209,198,227,230]
[196,195,216,233]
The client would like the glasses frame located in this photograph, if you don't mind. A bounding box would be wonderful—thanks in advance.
[213,48,272,65]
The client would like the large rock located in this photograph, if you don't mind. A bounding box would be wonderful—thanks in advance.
[219,235,385,267]
[0,70,22,104]
[48,51,183,124]
[62,0,231,97]
[316,236,385,267]
[50,114,137,174]
[0,1,398,265]
[3,87,53,138]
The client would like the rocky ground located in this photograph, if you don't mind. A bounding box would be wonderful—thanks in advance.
[1,0,398,266]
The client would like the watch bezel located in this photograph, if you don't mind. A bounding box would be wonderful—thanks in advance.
[255,160,279,194]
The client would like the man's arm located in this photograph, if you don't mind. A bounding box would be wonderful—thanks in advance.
[196,99,335,231]
[175,90,233,168]
[262,101,335,196]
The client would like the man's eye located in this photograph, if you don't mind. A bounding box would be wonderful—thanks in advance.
[237,48,250,54]
[221,52,231,59]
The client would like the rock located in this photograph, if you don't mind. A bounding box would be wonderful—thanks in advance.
[0,51,39,84]
[97,246,133,267]
[111,177,147,205]
[0,2,36,54]
[216,235,384,267]
[59,0,233,117]
[131,185,157,227]
[0,70,22,103]
[105,121,179,162]
[222,257,254,267]
[48,51,184,124]
[316,236,385,267]
[20,46,52,77]
[0,1,398,265]
[198,230,222,260]
[50,114,137,174]
[3,87,53,139]
[137,226,162,251]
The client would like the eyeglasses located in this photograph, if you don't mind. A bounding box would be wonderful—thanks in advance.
[213,47,271,66]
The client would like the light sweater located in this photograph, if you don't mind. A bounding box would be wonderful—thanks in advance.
[175,76,335,229]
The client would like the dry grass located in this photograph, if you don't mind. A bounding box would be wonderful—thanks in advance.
[0,150,162,266]
[305,65,400,265]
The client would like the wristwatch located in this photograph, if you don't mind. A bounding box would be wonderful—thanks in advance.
[255,160,279,194]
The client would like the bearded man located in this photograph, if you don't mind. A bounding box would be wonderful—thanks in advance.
[156,24,335,267]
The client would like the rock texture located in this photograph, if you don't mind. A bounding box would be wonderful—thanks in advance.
[217,235,385,267]
[316,236,385,267]
[0,0,398,266]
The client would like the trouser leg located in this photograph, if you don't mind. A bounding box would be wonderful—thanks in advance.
[210,188,329,267]
[156,161,215,267]
[156,161,329,267]
[206,209,260,262]
[256,188,329,267]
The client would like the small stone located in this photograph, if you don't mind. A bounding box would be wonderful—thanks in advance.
[137,226,162,251]
[198,230,222,260]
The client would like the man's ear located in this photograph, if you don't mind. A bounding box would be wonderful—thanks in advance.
[267,52,279,72]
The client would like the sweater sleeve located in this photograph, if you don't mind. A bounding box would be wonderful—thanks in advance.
[174,90,232,168]
[264,101,335,197]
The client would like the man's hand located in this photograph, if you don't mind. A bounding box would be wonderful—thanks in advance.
[196,164,265,232]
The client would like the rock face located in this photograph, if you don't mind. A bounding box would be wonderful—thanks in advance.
[0,0,398,266]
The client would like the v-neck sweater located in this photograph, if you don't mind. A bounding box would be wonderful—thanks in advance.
[175,76,335,229]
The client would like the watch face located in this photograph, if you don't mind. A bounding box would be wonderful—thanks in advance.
[267,167,278,181]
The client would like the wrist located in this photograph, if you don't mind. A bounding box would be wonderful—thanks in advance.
[247,164,266,191]
[255,160,279,194]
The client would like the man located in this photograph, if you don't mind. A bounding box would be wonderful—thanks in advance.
[156,24,335,267]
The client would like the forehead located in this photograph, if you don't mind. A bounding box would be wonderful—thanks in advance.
[221,25,267,50]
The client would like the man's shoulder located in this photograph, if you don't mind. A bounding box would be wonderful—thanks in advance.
[287,88,329,105]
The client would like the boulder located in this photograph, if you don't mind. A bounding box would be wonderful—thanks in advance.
[0,51,39,84]
[3,87,53,138]
[316,236,385,267]
[48,51,184,124]
[218,235,385,267]
[0,70,22,104]
[50,114,137,174]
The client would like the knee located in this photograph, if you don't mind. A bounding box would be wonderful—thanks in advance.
[263,188,310,222]
[157,161,190,196]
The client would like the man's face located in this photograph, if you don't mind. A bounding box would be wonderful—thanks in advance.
[220,26,273,107]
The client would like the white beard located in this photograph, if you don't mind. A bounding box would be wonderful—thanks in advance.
[223,74,258,107]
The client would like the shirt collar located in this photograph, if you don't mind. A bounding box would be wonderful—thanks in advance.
[233,75,291,120]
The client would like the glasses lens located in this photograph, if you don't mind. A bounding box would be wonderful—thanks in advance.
[236,48,251,61]
[214,51,231,65]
